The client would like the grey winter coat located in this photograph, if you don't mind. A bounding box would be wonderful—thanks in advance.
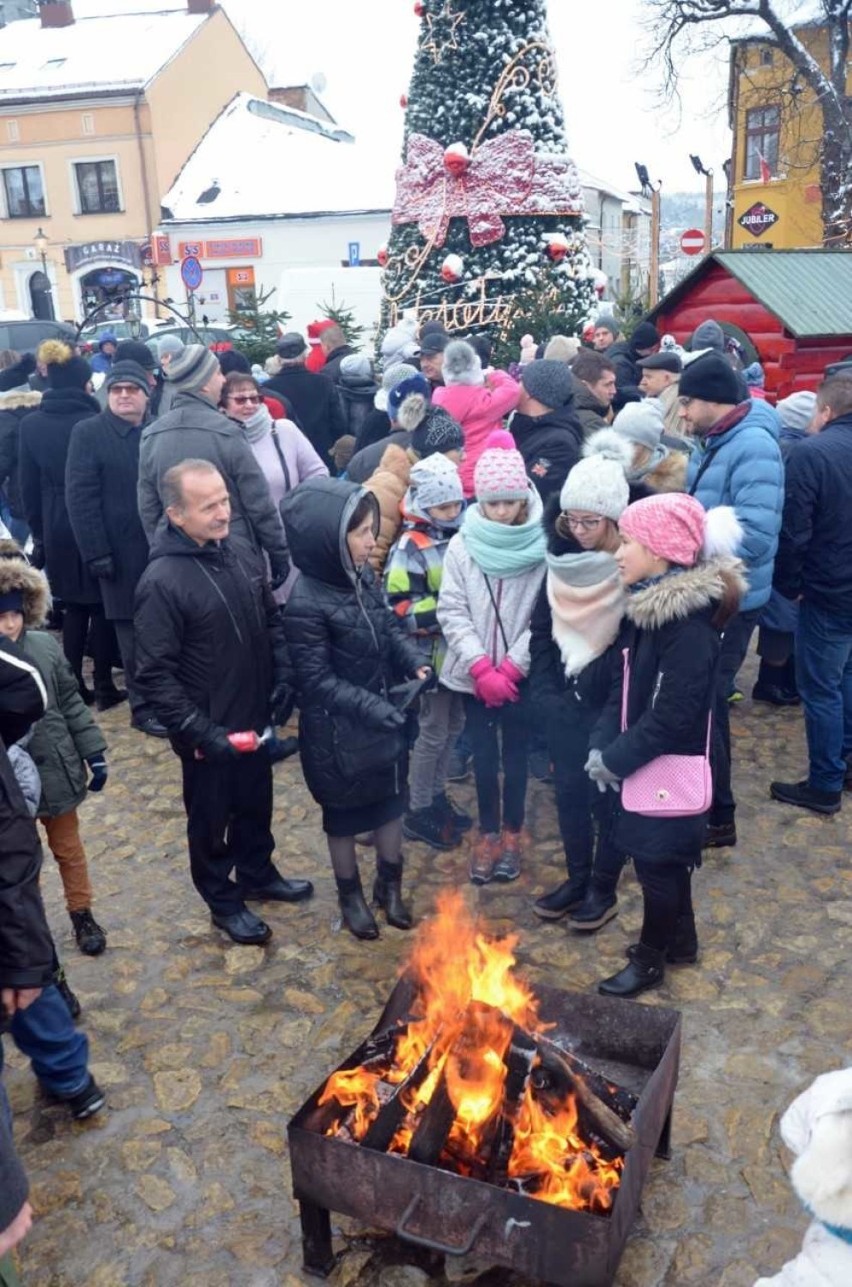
[23,629,106,818]
[437,496,546,695]
[137,391,288,578]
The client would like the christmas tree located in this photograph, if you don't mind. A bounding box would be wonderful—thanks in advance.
[381,0,594,351]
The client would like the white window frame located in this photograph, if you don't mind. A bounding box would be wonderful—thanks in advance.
[68,152,124,216]
[0,158,49,220]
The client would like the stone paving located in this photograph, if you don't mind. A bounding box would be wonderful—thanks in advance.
[6,651,850,1287]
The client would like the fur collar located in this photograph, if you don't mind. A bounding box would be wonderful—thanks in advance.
[645,449,688,494]
[0,557,50,627]
[0,388,42,413]
[626,557,747,630]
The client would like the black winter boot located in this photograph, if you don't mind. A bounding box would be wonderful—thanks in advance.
[336,876,379,940]
[533,877,587,921]
[567,885,618,932]
[598,943,665,998]
[373,858,413,930]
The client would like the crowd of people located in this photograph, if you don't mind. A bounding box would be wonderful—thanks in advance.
[1,302,851,1281]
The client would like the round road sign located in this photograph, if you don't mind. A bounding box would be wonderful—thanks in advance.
[680,228,706,257]
[180,255,203,290]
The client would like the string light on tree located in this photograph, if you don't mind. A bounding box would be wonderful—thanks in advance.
[381,0,594,360]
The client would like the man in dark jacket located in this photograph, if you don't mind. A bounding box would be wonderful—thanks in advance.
[264,333,347,460]
[770,374,852,816]
[66,361,166,739]
[137,344,289,589]
[318,324,358,383]
[0,352,40,544]
[133,459,313,944]
[511,359,584,503]
[571,350,617,436]
[0,635,54,1275]
[604,321,660,411]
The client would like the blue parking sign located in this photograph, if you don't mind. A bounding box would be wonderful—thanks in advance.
[348,242,361,267]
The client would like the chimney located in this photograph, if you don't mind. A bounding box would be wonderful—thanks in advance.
[39,1,75,27]
[186,0,213,13]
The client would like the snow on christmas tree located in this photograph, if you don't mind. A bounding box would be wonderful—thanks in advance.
[380,0,594,351]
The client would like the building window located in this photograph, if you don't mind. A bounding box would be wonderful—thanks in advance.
[74,159,120,213]
[744,105,780,179]
[6,120,19,143]
[81,113,95,136]
[226,266,256,312]
[760,47,773,66]
[2,165,45,218]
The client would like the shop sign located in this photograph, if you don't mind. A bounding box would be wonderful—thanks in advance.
[150,235,172,266]
[176,238,262,260]
[64,239,144,271]
[738,202,778,238]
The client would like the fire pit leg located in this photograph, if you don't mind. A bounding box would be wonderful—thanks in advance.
[654,1106,673,1160]
[298,1197,336,1277]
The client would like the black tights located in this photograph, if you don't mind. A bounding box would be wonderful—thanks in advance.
[634,861,695,953]
[62,602,113,692]
[328,818,403,884]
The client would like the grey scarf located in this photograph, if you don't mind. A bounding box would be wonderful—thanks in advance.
[242,403,272,444]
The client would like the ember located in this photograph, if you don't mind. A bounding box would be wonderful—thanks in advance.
[315,892,633,1214]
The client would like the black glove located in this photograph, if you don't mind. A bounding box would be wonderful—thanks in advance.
[267,734,299,763]
[377,706,406,733]
[269,552,291,592]
[86,755,108,792]
[88,555,116,581]
[198,728,239,763]
[270,679,294,726]
[30,541,46,570]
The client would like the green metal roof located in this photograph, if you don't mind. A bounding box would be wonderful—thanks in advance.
[654,250,852,339]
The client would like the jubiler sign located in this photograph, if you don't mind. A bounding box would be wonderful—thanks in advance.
[738,202,779,238]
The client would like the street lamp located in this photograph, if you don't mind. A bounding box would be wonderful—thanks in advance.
[126,308,142,340]
[689,155,715,254]
[634,162,662,307]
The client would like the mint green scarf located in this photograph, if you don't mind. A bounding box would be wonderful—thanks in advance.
[461,487,546,578]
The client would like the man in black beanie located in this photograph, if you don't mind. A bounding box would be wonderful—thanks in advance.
[604,320,660,412]
[679,351,783,848]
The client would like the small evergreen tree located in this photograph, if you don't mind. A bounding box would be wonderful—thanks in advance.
[318,290,366,348]
[227,285,290,366]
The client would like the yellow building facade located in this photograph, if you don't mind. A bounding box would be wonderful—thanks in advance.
[0,0,265,324]
[728,25,836,250]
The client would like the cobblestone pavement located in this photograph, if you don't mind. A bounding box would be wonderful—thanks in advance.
[7,652,849,1287]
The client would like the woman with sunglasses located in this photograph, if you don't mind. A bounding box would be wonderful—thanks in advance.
[220,373,328,601]
[528,436,639,932]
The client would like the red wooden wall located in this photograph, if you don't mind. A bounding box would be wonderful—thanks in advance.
[654,262,852,401]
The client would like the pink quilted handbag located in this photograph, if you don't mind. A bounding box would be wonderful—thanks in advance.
[619,649,713,818]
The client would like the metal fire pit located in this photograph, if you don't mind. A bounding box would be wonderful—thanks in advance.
[288,976,681,1287]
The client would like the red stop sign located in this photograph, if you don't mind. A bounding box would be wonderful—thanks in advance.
[680,228,706,256]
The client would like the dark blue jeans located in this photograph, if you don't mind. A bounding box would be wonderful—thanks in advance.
[3,985,89,1098]
[796,600,852,793]
[465,693,530,834]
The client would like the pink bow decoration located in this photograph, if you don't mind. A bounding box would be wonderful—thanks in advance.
[392,129,583,249]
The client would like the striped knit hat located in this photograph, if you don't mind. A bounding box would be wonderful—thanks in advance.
[164,343,220,393]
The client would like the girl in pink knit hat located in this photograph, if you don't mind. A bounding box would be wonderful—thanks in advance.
[585,492,747,998]
[437,432,546,884]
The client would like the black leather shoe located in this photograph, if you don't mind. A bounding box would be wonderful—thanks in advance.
[533,879,587,921]
[242,875,314,903]
[567,889,618,932]
[751,683,800,707]
[373,874,413,930]
[131,715,170,739]
[599,944,665,998]
[770,779,842,815]
[339,887,379,939]
[96,686,128,712]
[704,820,737,849]
[211,907,272,944]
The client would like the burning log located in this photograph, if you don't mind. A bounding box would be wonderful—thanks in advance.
[487,1025,537,1187]
[408,1068,457,1166]
[533,1036,637,1154]
[361,1040,436,1154]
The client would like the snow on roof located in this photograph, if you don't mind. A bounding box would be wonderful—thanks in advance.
[578,168,651,214]
[161,93,395,223]
[0,7,208,102]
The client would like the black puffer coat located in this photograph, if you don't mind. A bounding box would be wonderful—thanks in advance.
[133,525,286,758]
[282,477,422,808]
[0,384,41,520]
[65,408,150,619]
[19,386,103,603]
[511,404,585,504]
[591,559,746,863]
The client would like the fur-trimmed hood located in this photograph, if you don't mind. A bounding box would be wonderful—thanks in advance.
[0,387,41,414]
[644,448,688,494]
[626,557,748,630]
[0,558,50,627]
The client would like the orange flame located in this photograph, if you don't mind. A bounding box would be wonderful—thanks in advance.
[316,891,625,1213]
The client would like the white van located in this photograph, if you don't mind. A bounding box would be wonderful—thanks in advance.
[276,266,383,349]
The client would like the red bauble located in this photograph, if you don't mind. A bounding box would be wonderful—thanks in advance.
[546,233,570,262]
[413,1,425,13]
[377,244,389,268]
[399,93,408,108]
[440,253,464,283]
[443,143,470,178]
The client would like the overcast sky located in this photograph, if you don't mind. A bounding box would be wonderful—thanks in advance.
[221,0,734,194]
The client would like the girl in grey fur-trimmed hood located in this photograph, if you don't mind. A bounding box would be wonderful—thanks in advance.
[587,492,747,1000]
